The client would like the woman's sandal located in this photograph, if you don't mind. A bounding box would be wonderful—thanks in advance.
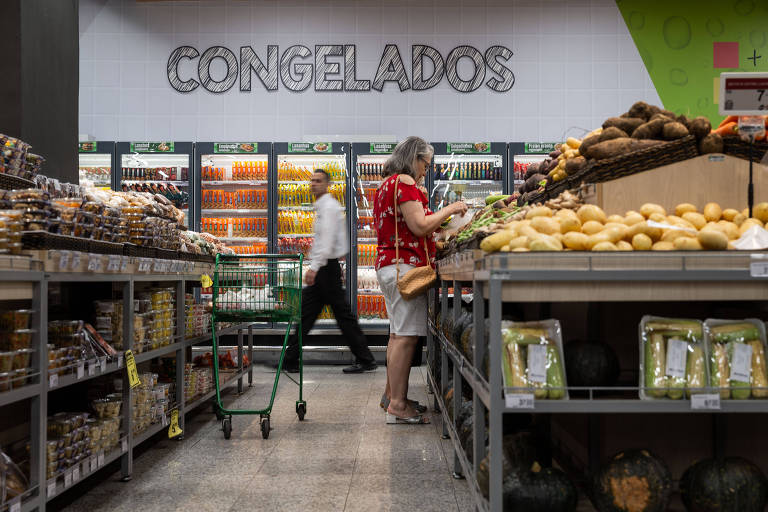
[385,412,430,424]
[380,393,428,414]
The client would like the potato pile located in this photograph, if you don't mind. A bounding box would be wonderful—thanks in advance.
[479,199,768,253]
[521,138,587,193]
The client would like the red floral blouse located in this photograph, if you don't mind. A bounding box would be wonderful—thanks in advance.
[374,174,435,271]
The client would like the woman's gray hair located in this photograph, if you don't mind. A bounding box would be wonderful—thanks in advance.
[382,136,434,179]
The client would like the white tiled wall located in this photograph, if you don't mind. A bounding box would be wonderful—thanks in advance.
[79,0,661,142]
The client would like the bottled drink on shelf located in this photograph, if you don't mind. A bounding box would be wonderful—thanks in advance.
[277,236,313,256]
[357,294,387,320]
[230,244,267,255]
[357,244,377,267]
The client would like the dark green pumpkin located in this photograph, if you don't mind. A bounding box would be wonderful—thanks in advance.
[441,306,454,338]
[564,339,620,387]
[503,431,537,470]
[504,462,578,512]
[455,400,473,431]
[460,322,474,363]
[477,452,515,499]
[591,449,672,512]
[680,457,768,512]
[453,310,472,346]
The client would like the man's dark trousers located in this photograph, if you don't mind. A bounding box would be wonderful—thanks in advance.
[284,259,375,366]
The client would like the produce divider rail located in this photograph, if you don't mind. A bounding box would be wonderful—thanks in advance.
[429,250,768,512]
[0,255,258,512]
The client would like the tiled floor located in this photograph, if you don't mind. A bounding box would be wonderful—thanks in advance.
[57,365,473,512]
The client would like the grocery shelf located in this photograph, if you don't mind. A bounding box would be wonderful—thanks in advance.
[0,383,42,408]
[357,288,383,295]
[278,205,314,211]
[201,180,267,186]
[434,180,500,185]
[429,322,490,409]
[201,209,267,216]
[216,237,267,243]
[356,238,377,242]
[184,363,253,413]
[50,359,121,391]
[134,342,183,364]
[121,180,188,186]
[45,442,125,502]
[277,233,312,238]
[279,180,345,184]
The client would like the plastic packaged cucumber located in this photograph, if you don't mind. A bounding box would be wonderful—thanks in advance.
[704,319,768,400]
[639,316,707,400]
[501,320,568,400]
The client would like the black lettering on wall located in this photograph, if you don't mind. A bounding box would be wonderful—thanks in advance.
[240,45,278,91]
[445,45,485,93]
[280,45,313,92]
[344,45,371,91]
[412,45,445,91]
[167,46,200,93]
[315,45,343,91]
[485,46,515,92]
[198,46,238,93]
[372,44,411,92]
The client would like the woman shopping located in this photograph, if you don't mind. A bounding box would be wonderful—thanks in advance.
[374,136,468,424]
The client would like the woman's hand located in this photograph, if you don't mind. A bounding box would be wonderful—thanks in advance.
[448,201,469,217]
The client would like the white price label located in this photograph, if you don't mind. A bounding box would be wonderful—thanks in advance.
[107,255,121,271]
[118,354,124,368]
[64,469,72,488]
[120,256,129,272]
[9,497,20,512]
[71,252,81,269]
[89,456,97,473]
[88,360,96,376]
[153,260,164,272]
[505,393,535,409]
[58,251,70,270]
[750,262,768,278]
[162,412,169,427]
[49,374,58,388]
[731,342,753,383]
[47,479,56,498]
[100,356,107,372]
[87,255,102,272]
[98,451,105,467]
[72,465,80,482]
[691,393,721,410]
[527,344,547,384]
[77,362,84,380]
[665,338,688,379]
[122,438,128,453]
[138,259,151,272]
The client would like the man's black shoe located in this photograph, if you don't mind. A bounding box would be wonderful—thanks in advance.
[273,361,300,373]
[342,363,377,374]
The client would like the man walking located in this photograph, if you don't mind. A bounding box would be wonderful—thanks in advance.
[282,169,377,374]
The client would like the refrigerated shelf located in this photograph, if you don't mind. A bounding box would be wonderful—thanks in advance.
[201,180,268,186]
[201,209,268,216]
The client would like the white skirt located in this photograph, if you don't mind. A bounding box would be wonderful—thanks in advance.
[376,264,428,337]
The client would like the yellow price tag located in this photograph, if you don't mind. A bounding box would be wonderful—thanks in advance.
[168,409,183,439]
[125,350,140,389]
[200,274,213,288]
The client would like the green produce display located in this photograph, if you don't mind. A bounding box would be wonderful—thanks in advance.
[704,319,768,400]
[564,339,620,388]
[502,462,577,512]
[501,320,568,400]
[639,316,707,400]
[591,449,672,512]
[680,457,768,512]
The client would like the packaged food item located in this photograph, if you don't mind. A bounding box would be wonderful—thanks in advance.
[0,372,10,391]
[704,319,768,400]
[0,329,34,350]
[9,188,49,201]
[639,316,706,400]
[0,309,33,331]
[0,449,29,501]
[500,319,568,400]
[11,348,33,370]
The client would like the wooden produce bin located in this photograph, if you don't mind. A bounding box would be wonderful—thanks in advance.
[585,153,768,213]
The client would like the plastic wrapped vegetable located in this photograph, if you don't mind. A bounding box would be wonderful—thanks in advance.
[704,319,768,400]
[501,320,568,400]
[639,316,707,400]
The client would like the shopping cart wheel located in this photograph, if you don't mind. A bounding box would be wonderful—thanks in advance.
[260,415,270,439]
[296,402,306,421]
[222,418,232,440]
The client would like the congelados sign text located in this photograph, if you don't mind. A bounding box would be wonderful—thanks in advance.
[167,44,515,94]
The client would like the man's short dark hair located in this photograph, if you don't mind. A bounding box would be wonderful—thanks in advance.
[314,169,330,182]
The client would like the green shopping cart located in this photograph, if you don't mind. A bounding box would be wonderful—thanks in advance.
[210,253,306,439]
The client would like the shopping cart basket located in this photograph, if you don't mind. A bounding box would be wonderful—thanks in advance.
[211,253,305,439]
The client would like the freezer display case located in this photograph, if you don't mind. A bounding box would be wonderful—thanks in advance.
[116,141,193,226]
[194,142,272,255]
[509,142,559,195]
[273,142,351,325]
[428,142,507,211]
[351,142,396,326]
[78,141,115,189]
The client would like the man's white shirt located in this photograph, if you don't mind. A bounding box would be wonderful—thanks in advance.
[309,193,349,272]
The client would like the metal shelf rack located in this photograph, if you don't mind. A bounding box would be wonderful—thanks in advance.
[428,250,768,512]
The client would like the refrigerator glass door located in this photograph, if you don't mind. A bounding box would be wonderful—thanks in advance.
[120,152,191,225]
[78,152,112,188]
[430,153,504,210]
[512,154,548,193]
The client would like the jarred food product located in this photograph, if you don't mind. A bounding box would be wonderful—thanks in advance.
[0,309,33,330]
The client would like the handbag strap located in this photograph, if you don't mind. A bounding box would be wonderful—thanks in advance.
[393,175,430,283]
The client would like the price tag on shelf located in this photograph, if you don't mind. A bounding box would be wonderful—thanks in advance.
[72,465,80,482]
[9,497,20,512]
[107,255,121,272]
[750,261,768,277]
[161,411,169,427]
[64,469,72,488]
[87,254,102,272]
[58,251,70,270]
[665,338,687,379]
[168,409,183,439]
[691,393,721,410]
[731,342,753,383]
[137,258,151,272]
[49,373,58,388]
[125,350,140,389]
[122,438,128,454]
[100,356,107,373]
[527,344,547,384]
[97,451,105,468]
[77,362,84,380]
[153,259,164,272]
[120,256,129,272]
[117,354,124,368]
[89,455,97,473]
[71,252,81,270]
[505,393,535,409]
[47,479,56,498]
[88,359,96,376]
